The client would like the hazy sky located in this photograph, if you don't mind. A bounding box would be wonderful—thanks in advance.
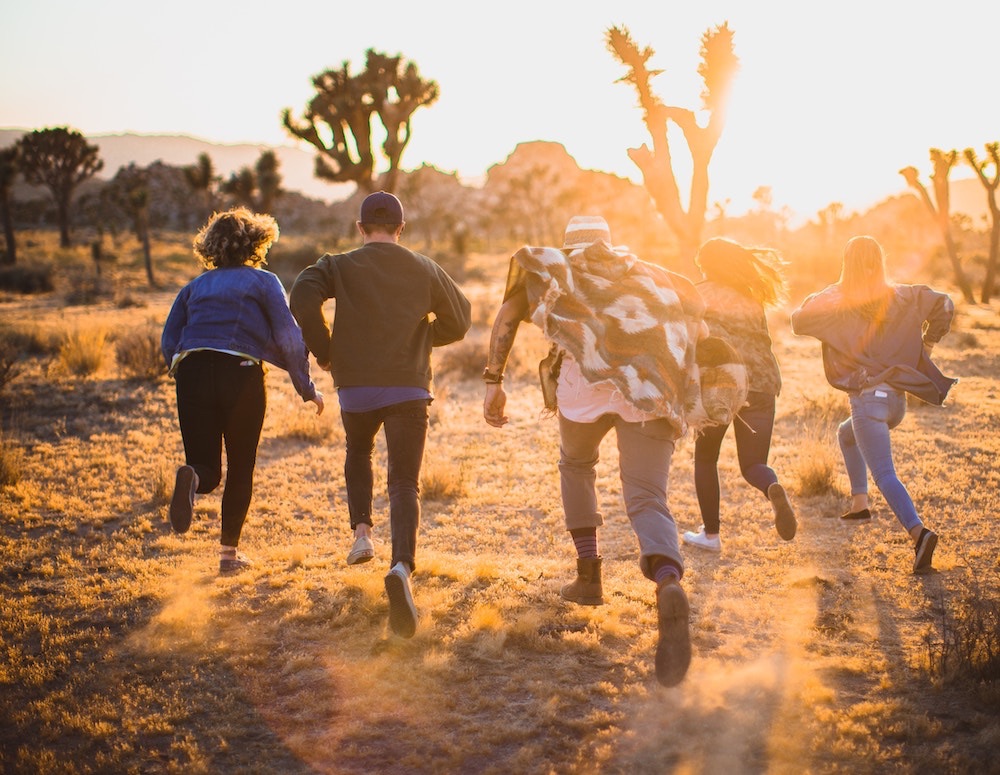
[2,0,996,220]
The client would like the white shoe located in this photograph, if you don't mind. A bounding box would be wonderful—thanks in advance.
[346,533,374,565]
[682,528,722,553]
[384,562,417,638]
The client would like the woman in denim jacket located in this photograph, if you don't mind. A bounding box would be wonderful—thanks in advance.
[791,235,956,574]
[161,208,324,573]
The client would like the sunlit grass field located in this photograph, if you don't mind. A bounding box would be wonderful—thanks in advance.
[2,241,999,774]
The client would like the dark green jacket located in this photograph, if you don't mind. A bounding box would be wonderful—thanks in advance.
[289,242,471,391]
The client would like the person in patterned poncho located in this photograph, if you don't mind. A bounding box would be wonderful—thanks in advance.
[482,215,706,688]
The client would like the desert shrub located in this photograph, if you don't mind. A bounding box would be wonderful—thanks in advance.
[0,324,60,357]
[949,330,979,349]
[64,276,113,306]
[0,337,24,394]
[150,465,172,506]
[115,328,165,380]
[434,251,468,283]
[433,329,489,382]
[275,410,340,443]
[798,390,848,428]
[924,571,1000,689]
[0,429,25,487]
[421,459,466,501]
[59,328,107,376]
[788,436,840,496]
[433,325,544,384]
[266,241,327,288]
[0,264,54,294]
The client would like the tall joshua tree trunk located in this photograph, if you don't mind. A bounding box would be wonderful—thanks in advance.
[964,142,1000,303]
[606,23,739,277]
[900,150,975,304]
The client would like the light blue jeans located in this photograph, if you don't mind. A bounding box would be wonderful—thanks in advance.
[838,386,922,532]
[558,413,682,580]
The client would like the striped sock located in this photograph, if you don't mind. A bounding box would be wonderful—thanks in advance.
[570,529,599,559]
[653,561,681,587]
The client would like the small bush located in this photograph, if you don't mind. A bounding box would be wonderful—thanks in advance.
[115,329,165,380]
[0,429,25,487]
[0,264,54,294]
[798,390,848,428]
[0,325,59,357]
[924,571,1000,688]
[421,460,466,501]
[64,276,112,306]
[150,466,172,505]
[276,410,340,443]
[0,338,24,394]
[789,437,840,496]
[433,331,488,382]
[59,328,107,376]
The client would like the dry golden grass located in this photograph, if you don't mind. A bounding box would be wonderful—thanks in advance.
[1,249,999,774]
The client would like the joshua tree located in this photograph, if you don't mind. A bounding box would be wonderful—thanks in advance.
[16,127,103,248]
[283,49,439,194]
[220,150,283,213]
[103,163,155,286]
[963,142,1000,303]
[607,23,739,273]
[254,150,282,214]
[0,146,18,265]
[220,168,257,210]
[183,152,218,219]
[900,150,975,303]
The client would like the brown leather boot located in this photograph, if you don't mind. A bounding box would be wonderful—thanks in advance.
[560,557,604,605]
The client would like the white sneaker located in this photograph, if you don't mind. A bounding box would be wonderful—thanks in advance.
[384,562,417,638]
[682,528,722,553]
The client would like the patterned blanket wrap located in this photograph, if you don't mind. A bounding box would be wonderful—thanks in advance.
[514,242,706,435]
[687,336,749,430]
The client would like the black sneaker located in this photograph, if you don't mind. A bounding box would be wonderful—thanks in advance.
[385,563,417,638]
[840,509,872,521]
[654,581,691,687]
[913,528,938,573]
[768,483,797,541]
[169,465,197,533]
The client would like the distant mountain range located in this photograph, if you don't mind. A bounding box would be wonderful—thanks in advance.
[0,128,352,204]
[0,129,989,223]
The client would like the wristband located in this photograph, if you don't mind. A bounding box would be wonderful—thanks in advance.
[482,368,504,384]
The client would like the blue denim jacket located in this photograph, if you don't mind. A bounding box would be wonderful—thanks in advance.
[161,266,317,401]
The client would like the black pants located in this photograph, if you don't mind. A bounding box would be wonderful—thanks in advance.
[341,399,429,572]
[693,390,779,534]
[174,350,266,547]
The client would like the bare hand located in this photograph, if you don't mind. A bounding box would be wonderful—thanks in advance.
[311,392,325,416]
[483,383,509,427]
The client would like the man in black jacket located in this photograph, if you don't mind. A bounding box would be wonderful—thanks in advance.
[290,191,472,638]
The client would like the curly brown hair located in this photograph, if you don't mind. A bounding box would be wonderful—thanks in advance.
[192,207,279,269]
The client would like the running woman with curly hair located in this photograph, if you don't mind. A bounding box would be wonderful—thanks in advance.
[162,208,324,573]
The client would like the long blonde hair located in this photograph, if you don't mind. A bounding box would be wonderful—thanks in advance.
[838,236,895,320]
[695,237,788,307]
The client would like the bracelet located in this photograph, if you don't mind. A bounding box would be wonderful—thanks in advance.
[482,368,504,384]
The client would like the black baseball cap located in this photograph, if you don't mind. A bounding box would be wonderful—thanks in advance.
[359,191,404,225]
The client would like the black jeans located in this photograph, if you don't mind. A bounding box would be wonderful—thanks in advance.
[174,350,266,547]
[341,399,429,572]
[693,390,779,534]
